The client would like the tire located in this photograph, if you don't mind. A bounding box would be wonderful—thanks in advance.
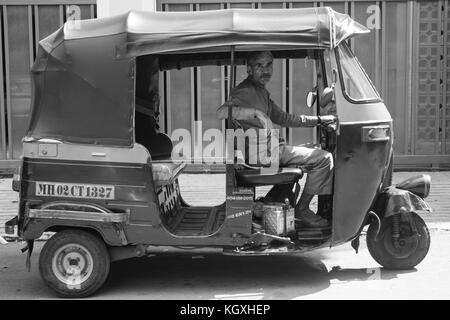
[367,212,430,270]
[39,229,110,298]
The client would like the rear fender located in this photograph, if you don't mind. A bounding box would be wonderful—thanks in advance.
[21,202,129,246]
[21,201,128,245]
[22,218,126,246]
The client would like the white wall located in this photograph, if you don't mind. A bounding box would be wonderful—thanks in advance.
[97,0,156,18]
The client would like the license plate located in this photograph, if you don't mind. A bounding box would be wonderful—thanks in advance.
[36,182,115,200]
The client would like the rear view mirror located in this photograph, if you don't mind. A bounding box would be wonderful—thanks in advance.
[306,91,317,109]
[320,87,334,108]
[306,86,334,109]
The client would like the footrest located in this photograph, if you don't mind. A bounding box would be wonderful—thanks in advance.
[296,226,331,240]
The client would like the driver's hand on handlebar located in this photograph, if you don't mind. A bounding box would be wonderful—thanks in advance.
[318,115,337,131]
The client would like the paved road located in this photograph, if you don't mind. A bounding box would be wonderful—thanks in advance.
[1,229,450,300]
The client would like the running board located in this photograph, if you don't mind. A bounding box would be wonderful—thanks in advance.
[296,227,331,240]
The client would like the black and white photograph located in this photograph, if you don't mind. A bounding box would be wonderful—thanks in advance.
[0,0,449,308]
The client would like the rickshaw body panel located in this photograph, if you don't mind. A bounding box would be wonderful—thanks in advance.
[332,121,392,244]
[17,142,245,246]
[330,49,393,245]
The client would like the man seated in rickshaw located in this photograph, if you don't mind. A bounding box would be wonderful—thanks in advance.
[217,51,336,228]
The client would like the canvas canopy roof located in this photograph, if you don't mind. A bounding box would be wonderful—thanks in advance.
[27,7,369,147]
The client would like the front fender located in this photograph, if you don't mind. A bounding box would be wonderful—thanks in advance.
[374,186,432,219]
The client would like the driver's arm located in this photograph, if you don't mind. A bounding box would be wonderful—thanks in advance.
[269,99,319,127]
[216,102,258,121]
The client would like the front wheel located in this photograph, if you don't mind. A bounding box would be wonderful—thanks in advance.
[367,212,430,270]
[39,229,110,298]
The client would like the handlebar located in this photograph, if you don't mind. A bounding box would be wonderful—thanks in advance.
[319,115,338,132]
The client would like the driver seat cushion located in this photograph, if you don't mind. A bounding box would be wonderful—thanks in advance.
[152,161,186,187]
[235,167,303,187]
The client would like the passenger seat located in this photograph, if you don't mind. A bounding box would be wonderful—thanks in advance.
[152,161,186,187]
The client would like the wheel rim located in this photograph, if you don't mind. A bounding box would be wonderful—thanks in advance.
[51,243,94,287]
[382,223,419,259]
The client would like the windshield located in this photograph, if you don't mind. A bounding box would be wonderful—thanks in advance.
[337,43,381,102]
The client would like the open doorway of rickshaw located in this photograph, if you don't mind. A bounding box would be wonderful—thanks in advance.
[133,48,333,238]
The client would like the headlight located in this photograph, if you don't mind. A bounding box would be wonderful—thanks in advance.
[396,174,431,199]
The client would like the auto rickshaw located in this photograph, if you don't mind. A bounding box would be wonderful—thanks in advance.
[4,7,433,298]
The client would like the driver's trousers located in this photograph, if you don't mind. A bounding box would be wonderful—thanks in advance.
[279,144,334,195]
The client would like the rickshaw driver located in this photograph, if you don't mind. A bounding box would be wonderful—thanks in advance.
[217,51,336,228]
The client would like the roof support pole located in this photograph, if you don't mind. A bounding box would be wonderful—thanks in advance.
[227,45,235,129]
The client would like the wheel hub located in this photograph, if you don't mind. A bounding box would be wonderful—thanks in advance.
[384,224,419,259]
[52,244,94,287]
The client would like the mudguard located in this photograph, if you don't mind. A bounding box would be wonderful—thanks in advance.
[22,218,127,246]
[376,186,432,219]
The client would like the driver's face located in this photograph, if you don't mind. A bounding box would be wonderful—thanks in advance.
[248,53,273,86]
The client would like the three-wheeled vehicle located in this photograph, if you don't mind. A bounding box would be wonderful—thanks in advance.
[4,7,433,297]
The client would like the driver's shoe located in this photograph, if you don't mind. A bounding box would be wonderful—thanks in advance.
[295,208,330,228]
[317,195,333,221]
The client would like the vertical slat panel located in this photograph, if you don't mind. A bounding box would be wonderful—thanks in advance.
[229,2,254,9]
[78,4,92,19]
[164,3,194,157]
[230,2,256,88]
[28,5,34,67]
[323,1,346,12]
[289,1,315,145]
[59,4,64,25]
[259,1,283,9]
[384,1,409,155]
[374,0,381,89]
[259,1,286,140]
[197,3,224,156]
[291,1,314,9]
[0,6,6,160]
[445,0,450,154]
[438,0,444,156]
[381,0,386,98]
[349,1,354,50]
[36,5,62,42]
[353,1,378,84]
[34,5,39,54]
[405,0,414,155]
[290,55,315,146]
[4,5,33,160]
[90,3,95,18]
[411,0,419,155]
[415,0,441,155]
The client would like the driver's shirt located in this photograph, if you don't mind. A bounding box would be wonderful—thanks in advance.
[230,77,319,131]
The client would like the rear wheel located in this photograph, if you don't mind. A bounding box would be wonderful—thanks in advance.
[39,229,110,298]
[367,212,430,270]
